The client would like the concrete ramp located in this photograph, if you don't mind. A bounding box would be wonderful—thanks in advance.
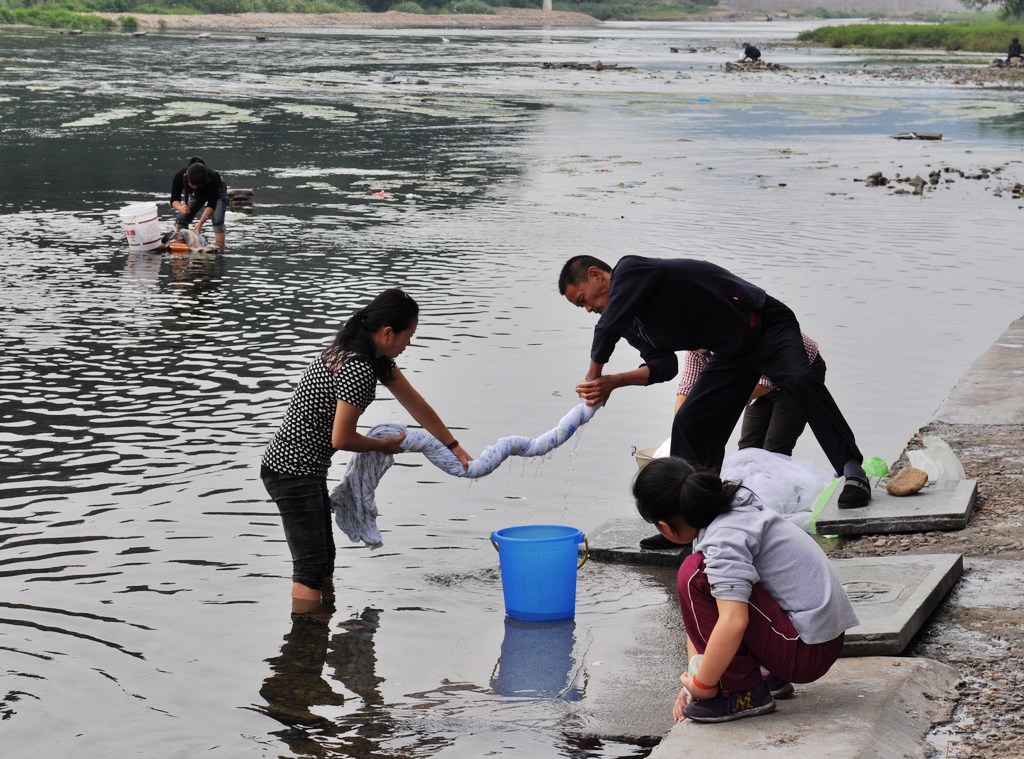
[647,657,959,759]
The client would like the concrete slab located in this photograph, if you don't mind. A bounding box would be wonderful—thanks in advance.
[587,519,962,656]
[647,656,959,759]
[815,479,977,535]
[836,553,963,656]
[936,316,1024,425]
[585,516,690,567]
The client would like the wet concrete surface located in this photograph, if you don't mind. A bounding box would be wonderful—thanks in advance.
[589,316,1024,757]
[650,657,959,759]
[814,316,1024,759]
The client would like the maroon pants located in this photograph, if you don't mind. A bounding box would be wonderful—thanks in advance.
[678,552,845,692]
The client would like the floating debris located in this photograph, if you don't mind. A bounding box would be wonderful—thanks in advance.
[858,165,1010,197]
[892,132,942,140]
[373,74,430,85]
[541,61,635,71]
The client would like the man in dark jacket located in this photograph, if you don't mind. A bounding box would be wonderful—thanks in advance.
[559,255,872,509]
[170,156,228,250]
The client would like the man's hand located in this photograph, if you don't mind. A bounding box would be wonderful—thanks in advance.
[575,376,611,406]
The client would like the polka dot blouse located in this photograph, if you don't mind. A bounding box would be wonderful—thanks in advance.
[262,351,396,477]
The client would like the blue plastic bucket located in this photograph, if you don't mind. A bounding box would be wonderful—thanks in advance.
[490,525,588,622]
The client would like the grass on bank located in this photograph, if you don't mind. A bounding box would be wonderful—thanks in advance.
[798,17,1024,52]
[0,0,722,28]
[0,0,1012,31]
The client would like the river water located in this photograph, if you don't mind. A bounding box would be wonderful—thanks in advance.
[1,19,1023,758]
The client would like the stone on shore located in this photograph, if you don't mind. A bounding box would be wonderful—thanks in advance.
[887,466,929,496]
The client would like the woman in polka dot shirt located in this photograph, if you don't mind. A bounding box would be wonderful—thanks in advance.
[261,288,471,617]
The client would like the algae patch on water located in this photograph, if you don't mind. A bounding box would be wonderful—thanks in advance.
[276,103,357,123]
[63,107,143,128]
[149,101,261,127]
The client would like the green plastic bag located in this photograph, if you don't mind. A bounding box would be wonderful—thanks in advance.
[862,456,889,478]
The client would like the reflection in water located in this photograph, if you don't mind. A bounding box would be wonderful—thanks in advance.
[260,608,391,755]
[491,617,585,701]
[123,249,162,287]
[167,249,226,295]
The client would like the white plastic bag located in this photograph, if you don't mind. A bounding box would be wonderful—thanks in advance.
[643,443,830,533]
[906,435,966,481]
[721,448,832,533]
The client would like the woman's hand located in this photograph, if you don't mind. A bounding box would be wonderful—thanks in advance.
[672,686,690,721]
[680,672,718,702]
[379,431,407,454]
[451,444,473,472]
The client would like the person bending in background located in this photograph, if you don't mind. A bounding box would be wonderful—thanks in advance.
[170,156,228,250]
[633,456,858,723]
[261,289,472,619]
[1008,37,1022,62]
[677,333,824,456]
[558,254,871,512]
[741,42,761,62]
[640,332,825,551]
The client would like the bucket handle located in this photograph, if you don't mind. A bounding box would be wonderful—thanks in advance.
[490,535,589,570]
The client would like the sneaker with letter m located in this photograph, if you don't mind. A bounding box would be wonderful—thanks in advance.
[683,680,776,723]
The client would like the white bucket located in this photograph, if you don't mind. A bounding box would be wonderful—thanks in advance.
[119,202,161,251]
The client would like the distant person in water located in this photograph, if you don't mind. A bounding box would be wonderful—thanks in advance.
[1008,37,1022,62]
[741,42,761,63]
[169,156,228,250]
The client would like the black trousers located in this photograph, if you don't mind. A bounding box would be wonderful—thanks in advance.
[737,353,827,456]
[670,297,862,474]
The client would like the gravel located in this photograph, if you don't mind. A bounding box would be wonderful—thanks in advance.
[829,421,1024,758]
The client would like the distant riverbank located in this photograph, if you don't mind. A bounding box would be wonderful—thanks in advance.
[89,8,602,30]
[86,6,783,31]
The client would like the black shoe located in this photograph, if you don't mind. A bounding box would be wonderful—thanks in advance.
[639,533,678,550]
[837,477,872,509]
[683,681,776,723]
[763,673,795,699]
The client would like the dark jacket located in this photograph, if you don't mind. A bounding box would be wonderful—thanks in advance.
[170,166,227,209]
[590,256,767,384]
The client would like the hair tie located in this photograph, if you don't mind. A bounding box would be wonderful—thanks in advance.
[678,472,690,507]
